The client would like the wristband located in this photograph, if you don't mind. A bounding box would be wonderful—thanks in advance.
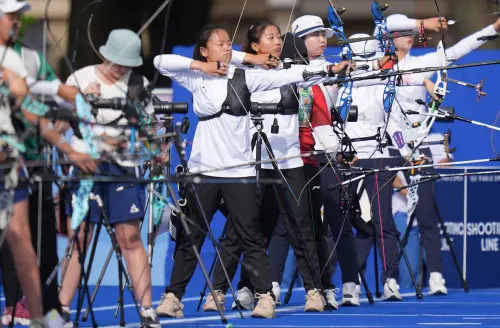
[21,95,50,116]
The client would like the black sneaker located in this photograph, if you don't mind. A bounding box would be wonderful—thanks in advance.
[140,308,161,328]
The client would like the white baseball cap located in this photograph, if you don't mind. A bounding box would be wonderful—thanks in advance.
[0,0,31,14]
[348,33,382,61]
[291,15,334,39]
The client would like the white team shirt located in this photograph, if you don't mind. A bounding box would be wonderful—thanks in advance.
[248,59,334,170]
[66,65,154,167]
[385,24,496,156]
[0,46,28,140]
[154,54,321,178]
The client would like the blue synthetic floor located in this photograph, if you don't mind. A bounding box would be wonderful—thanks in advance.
[7,287,496,327]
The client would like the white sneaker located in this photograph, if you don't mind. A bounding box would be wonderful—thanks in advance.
[323,288,339,310]
[272,282,281,305]
[140,307,161,328]
[60,306,73,328]
[304,289,326,312]
[341,282,360,306]
[232,287,255,310]
[429,272,448,295]
[44,309,65,328]
[251,293,275,319]
[383,278,402,301]
[29,317,49,328]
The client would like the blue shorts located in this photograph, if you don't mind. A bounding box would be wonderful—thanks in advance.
[65,163,145,225]
[0,167,30,204]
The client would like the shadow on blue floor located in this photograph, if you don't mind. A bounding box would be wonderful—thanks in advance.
[31,287,500,327]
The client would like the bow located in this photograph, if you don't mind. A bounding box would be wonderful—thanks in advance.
[295,0,357,202]
[401,41,447,222]
[372,1,398,115]
[327,1,354,121]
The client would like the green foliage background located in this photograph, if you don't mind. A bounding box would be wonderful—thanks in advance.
[18,15,37,41]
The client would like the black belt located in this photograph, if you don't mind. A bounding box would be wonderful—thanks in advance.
[278,107,299,115]
[198,107,247,122]
[198,110,224,122]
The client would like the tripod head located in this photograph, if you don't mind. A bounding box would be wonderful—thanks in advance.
[250,102,287,134]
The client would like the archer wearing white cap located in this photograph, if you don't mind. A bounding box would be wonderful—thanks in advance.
[281,14,433,308]
[376,14,500,298]
[340,19,447,301]
[0,0,31,14]
[0,0,77,104]
[0,1,86,326]
[59,29,161,328]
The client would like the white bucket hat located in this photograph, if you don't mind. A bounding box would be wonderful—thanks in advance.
[348,33,383,61]
[291,15,334,39]
[99,29,143,67]
[0,0,31,14]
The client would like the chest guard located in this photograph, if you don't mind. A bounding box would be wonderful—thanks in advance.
[199,68,251,121]
[277,84,298,115]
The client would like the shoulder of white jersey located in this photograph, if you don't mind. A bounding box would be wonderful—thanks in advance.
[0,45,28,78]
[318,84,334,112]
[66,65,96,84]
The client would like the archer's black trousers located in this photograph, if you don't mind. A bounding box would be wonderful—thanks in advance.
[212,167,322,293]
[0,172,61,314]
[165,177,272,299]
[319,161,360,285]
[393,147,443,274]
[264,164,335,290]
[355,158,401,283]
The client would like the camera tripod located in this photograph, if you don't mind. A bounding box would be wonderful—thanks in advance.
[195,114,325,307]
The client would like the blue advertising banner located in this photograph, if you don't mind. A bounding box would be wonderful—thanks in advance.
[435,169,466,288]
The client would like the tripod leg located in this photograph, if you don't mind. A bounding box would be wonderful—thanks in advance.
[196,218,230,312]
[59,237,75,291]
[396,231,423,299]
[261,134,323,291]
[195,253,219,312]
[284,268,298,305]
[73,217,98,328]
[92,194,143,326]
[386,211,423,299]
[82,246,114,321]
[358,269,374,304]
[371,225,381,298]
[76,222,102,322]
[72,229,98,328]
[147,182,156,265]
[113,219,149,317]
[118,257,125,327]
[84,194,149,321]
[190,187,243,319]
[434,198,469,292]
[166,185,228,324]
[418,241,424,293]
